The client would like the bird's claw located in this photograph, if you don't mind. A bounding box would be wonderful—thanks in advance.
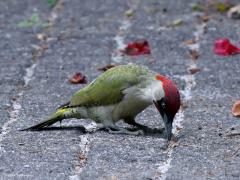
[142,127,164,134]
[106,127,144,136]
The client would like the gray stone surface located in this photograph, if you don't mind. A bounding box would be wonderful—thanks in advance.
[0,0,240,180]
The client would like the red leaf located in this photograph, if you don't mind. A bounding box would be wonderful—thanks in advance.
[121,40,151,56]
[188,67,201,74]
[232,100,240,117]
[213,39,240,56]
[69,72,87,84]
[97,64,116,72]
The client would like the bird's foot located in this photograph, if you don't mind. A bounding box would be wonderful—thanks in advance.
[142,126,165,134]
[132,123,164,134]
[105,126,144,136]
[127,121,164,134]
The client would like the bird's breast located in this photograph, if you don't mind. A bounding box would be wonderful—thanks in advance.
[86,105,115,123]
[113,95,151,120]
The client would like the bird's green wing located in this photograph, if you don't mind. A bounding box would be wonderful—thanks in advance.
[69,65,151,107]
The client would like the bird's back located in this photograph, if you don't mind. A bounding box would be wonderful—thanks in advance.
[69,65,154,107]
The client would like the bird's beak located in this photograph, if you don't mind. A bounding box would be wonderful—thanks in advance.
[163,113,173,141]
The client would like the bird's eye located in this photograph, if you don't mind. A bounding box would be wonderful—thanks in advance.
[161,101,166,109]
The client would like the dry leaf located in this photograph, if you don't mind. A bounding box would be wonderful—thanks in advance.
[168,139,179,148]
[188,49,199,60]
[121,40,151,56]
[79,153,87,161]
[200,15,210,22]
[183,39,196,45]
[98,64,116,72]
[188,67,201,74]
[232,100,240,117]
[69,73,87,84]
[176,126,182,131]
[214,39,240,56]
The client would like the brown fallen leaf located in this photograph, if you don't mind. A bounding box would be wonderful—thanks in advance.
[79,153,87,161]
[121,40,151,56]
[183,39,196,45]
[176,126,182,131]
[98,64,116,72]
[200,15,210,22]
[188,67,201,74]
[69,72,87,84]
[188,49,199,60]
[168,139,179,148]
[232,100,240,117]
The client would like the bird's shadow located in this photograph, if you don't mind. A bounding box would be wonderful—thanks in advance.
[25,126,87,133]
[22,126,166,138]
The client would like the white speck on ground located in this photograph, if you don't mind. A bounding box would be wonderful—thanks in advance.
[111,2,140,63]
[111,19,131,63]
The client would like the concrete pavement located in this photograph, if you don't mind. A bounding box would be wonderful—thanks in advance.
[0,0,240,179]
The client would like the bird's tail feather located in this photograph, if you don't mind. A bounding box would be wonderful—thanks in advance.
[21,108,69,131]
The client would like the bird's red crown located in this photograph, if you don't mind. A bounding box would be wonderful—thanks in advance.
[156,74,181,117]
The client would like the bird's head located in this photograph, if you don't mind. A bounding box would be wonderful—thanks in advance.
[153,74,181,141]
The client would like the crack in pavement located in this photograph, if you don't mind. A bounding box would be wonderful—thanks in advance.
[0,0,64,154]
[111,2,139,64]
[0,63,37,154]
[69,136,91,180]
[69,2,141,178]
[155,20,207,180]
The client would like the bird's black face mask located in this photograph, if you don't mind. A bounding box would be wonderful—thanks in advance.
[154,98,174,141]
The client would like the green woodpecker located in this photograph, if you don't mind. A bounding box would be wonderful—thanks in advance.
[23,65,180,140]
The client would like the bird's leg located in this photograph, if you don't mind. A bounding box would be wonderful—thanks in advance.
[103,121,144,136]
[124,117,164,134]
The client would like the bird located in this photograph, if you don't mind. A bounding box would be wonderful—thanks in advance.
[23,64,181,140]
